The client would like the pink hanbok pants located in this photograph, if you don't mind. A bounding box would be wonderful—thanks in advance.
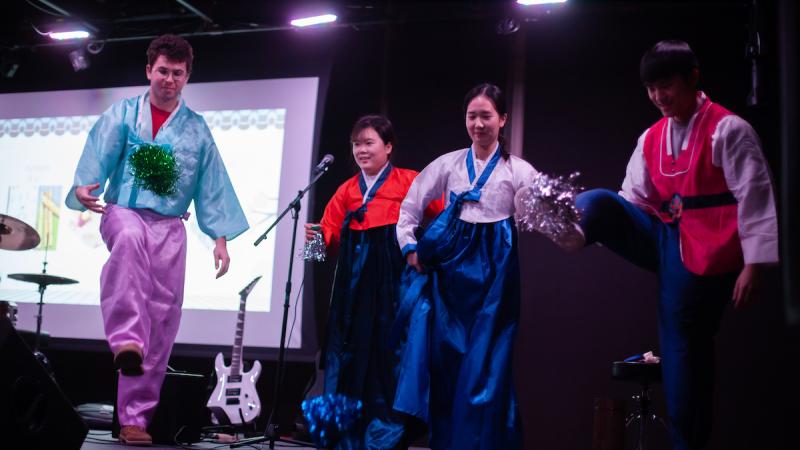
[99,204,187,428]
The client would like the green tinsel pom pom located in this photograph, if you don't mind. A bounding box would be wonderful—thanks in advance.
[128,143,181,197]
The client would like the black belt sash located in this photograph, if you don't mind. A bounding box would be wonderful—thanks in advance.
[660,192,737,220]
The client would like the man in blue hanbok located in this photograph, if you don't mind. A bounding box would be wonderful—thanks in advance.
[65,35,248,445]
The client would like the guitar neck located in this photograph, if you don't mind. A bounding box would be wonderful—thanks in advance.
[230,293,247,374]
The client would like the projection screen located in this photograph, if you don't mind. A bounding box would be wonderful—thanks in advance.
[0,77,319,350]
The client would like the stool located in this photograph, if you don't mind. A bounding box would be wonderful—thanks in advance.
[612,361,667,450]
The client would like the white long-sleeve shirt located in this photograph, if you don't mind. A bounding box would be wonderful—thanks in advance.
[620,96,778,265]
[397,146,538,253]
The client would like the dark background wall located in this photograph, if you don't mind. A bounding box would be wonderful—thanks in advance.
[1,1,797,449]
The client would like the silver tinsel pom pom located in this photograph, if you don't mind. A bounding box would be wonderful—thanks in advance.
[514,171,582,241]
[301,232,327,262]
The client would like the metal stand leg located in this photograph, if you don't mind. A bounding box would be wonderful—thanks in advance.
[625,383,667,450]
[33,282,53,375]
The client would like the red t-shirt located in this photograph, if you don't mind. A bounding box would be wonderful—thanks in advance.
[150,103,171,138]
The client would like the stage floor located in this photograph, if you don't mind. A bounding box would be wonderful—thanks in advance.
[81,430,431,449]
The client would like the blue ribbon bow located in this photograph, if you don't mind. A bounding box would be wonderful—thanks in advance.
[390,147,503,346]
[342,163,392,229]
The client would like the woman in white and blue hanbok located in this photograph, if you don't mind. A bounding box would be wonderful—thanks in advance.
[393,84,537,450]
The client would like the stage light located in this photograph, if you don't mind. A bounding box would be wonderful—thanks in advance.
[1,52,19,78]
[68,48,90,71]
[290,14,337,28]
[497,18,521,35]
[517,0,568,5]
[49,30,91,41]
[86,41,105,55]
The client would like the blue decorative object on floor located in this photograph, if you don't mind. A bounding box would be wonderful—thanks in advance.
[301,394,363,448]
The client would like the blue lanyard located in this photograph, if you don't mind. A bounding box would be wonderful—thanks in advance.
[450,147,502,205]
[346,163,393,225]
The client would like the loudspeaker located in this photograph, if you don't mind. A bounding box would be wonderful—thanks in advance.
[113,369,208,444]
[0,317,88,450]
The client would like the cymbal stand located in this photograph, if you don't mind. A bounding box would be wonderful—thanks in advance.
[33,233,52,372]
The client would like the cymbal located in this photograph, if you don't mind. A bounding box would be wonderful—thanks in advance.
[0,214,41,251]
[8,273,79,286]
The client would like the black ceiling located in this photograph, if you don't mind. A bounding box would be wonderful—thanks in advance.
[4,1,739,48]
[0,0,538,50]
[0,0,750,55]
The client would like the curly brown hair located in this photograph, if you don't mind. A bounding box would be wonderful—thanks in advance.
[146,34,194,74]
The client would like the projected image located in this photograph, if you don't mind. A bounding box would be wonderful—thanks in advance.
[36,186,62,251]
[0,108,284,313]
[184,108,287,312]
[0,78,319,348]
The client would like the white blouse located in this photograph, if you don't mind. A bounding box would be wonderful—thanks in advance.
[397,146,538,253]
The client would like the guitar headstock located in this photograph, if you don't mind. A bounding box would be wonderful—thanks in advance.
[239,276,262,299]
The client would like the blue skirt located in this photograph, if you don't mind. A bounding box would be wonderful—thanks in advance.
[393,216,522,450]
[322,224,407,450]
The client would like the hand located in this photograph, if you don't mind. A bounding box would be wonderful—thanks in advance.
[406,251,424,273]
[305,223,322,242]
[74,183,104,213]
[213,237,230,279]
[732,264,762,310]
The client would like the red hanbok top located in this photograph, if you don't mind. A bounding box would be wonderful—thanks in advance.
[320,165,444,253]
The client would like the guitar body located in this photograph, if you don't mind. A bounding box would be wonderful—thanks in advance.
[207,352,262,425]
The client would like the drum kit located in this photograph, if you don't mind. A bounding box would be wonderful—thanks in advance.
[1,213,78,366]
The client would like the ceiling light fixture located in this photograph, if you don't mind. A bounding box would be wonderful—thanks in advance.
[517,0,567,5]
[290,14,337,28]
[49,30,91,41]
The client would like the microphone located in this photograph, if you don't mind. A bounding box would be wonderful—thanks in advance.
[313,154,335,174]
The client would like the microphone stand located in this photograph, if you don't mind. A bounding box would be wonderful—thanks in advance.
[232,167,329,449]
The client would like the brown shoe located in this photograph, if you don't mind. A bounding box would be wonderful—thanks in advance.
[119,425,152,446]
[114,343,144,376]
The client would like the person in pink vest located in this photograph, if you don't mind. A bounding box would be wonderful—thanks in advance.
[553,40,778,449]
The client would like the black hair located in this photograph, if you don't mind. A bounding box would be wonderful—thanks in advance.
[463,83,511,160]
[640,40,699,85]
[350,114,396,147]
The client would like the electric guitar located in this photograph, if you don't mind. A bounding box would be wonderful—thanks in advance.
[207,276,263,425]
